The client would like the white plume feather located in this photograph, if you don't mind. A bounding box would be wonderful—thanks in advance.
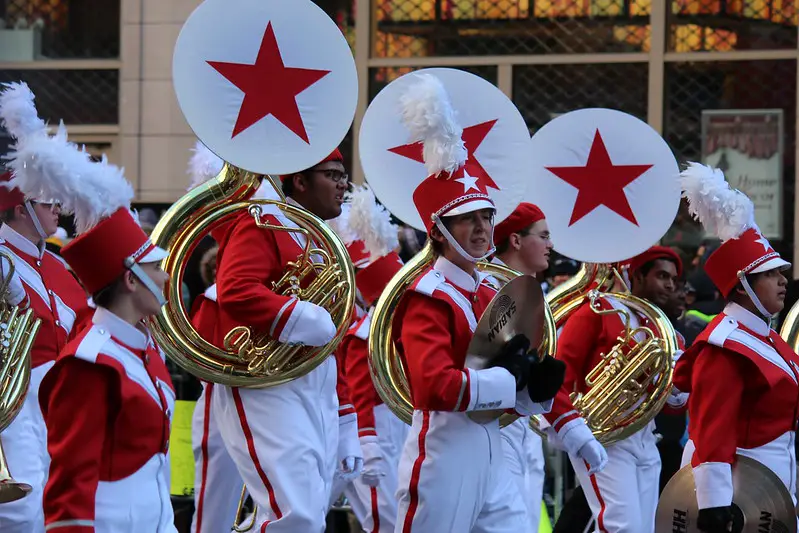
[328,201,358,245]
[0,82,48,141]
[680,162,755,242]
[5,101,134,234]
[349,184,398,260]
[399,73,467,176]
[187,140,224,191]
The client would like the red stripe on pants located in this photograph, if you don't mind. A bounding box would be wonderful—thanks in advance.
[587,465,608,533]
[232,388,283,528]
[402,411,430,533]
[195,384,214,531]
[370,486,380,532]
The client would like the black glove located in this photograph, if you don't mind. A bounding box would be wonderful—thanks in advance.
[491,334,533,391]
[697,506,733,533]
[527,354,566,403]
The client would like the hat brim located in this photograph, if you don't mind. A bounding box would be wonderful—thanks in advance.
[139,246,169,264]
[441,199,496,218]
[750,257,791,274]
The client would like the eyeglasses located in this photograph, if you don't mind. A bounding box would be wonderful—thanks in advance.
[309,168,349,184]
[521,230,551,242]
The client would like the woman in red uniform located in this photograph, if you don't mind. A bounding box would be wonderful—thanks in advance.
[674,163,796,533]
[372,72,566,533]
[22,124,177,533]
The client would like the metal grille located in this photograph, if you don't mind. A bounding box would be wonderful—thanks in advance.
[664,60,796,163]
[513,63,648,132]
[0,69,119,124]
[369,65,498,100]
[373,0,652,57]
[669,0,798,51]
[0,0,120,59]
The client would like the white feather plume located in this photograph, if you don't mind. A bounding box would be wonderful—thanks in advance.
[349,184,398,260]
[399,73,467,176]
[328,201,358,245]
[6,110,134,234]
[0,82,48,141]
[187,140,224,191]
[680,162,755,242]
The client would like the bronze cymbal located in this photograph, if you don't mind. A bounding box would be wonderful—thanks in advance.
[655,455,796,533]
[465,275,544,424]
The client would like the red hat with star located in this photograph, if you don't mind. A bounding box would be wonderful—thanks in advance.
[173,0,358,176]
[526,109,681,265]
[493,202,546,246]
[359,69,531,237]
[681,162,789,298]
[627,245,683,279]
[0,172,25,211]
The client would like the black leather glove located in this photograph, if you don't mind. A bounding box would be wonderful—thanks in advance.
[697,506,733,533]
[491,334,533,391]
[527,354,566,403]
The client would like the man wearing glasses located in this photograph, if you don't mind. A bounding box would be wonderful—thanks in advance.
[202,149,363,532]
[0,171,89,533]
[491,202,554,532]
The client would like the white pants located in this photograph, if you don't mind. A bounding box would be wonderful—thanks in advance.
[0,362,53,533]
[501,417,545,532]
[571,423,661,533]
[190,383,245,533]
[341,404,409,532]
[396,410,528,533]
[213,357,339,532]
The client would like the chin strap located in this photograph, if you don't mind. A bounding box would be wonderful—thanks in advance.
[433,216,495,263]
[738,272,772,320]
[23,200,48,253]
[124,257,166,307]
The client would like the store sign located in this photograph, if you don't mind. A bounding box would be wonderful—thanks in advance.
[701,109,784,239]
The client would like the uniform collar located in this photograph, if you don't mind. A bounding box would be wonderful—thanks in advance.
[434,256,485,293]
[724,302,770,337]
[0,224,43,259]
[93,307,150,351]
[491,256,507,267]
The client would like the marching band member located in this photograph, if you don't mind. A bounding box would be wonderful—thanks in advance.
[387,74,564,532]
[492,202,552,532]
[674,163,795,533]
[545,245,682,533]
[0,82,90,533]
[206,149,362,532]
[9,110,176,531]
[184,141,245,533]
[332,185,408,532]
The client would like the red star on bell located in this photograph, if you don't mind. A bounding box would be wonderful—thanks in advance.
[388,120,499,192]
[546,129,652,227]
[207,22,331,143]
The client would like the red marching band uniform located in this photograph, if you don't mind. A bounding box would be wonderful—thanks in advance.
[0,82,90,533]
[0,83,177,532]
[674,163,796,531]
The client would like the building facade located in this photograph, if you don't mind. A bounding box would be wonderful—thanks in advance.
[0,0,797,271]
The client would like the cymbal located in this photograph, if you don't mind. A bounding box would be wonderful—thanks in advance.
[465,275,544,424]
[655,455,796,533]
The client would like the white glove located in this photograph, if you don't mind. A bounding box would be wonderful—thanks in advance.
[360,436,387,488]
[0,255,25,307]
[278,300,336,347]
[335,414,363,484]
[577,439,608,475]
[666,385,689,409]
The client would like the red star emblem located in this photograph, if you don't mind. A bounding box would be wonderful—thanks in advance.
[546,130,652,226]
[207,22,331,142]
[388,120,499,192]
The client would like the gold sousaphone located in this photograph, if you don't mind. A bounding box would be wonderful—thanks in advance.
[532,262,678,445]
[0,252,42,503]
[148,164,356,388]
